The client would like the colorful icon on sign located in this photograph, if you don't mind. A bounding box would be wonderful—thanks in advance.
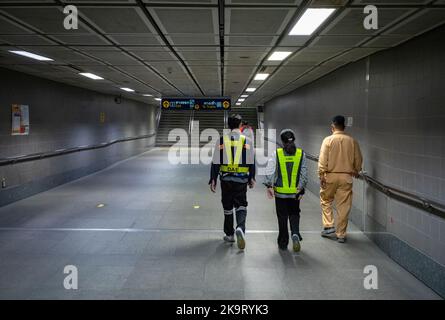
[162,100,170,108]
[194,104,200,110]
[223,101,230,109]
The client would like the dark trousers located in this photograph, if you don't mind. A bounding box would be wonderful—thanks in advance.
[221,180,248,236]
[275,197,302,248]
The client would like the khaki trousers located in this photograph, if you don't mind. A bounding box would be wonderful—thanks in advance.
[320,173,353,239]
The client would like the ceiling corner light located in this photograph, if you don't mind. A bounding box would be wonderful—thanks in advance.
[79,72,103,80]
[254,73,269,81]
[267,51,292,61]
[236,103,242,106]
[9,50,53,61]
[246,88,256,92]
[155,98,162,101]
[120,87,135,92]
[241,95,249,98]
[289,8,336,36]
[238,98,245,102]
[143,94,153,97]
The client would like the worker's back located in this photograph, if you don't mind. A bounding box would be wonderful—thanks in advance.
[319,131,362,175]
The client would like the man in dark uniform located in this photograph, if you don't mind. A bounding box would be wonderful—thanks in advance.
[209,114,256,250]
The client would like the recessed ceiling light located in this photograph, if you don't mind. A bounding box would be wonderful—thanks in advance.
[120,87,134,92]
[254,73,269,81]
[236,103,241,106]
[289,8,336,36]
[241,95,249,98]
[143,94,153,97]
[267,51,292,61]
[9,50,53,61]
[246,88,256,92]
[155,98,162,101]
[79,73,103,80]
[238,98,245,102]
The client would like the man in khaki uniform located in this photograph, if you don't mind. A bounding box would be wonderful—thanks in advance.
[318,115,363,243]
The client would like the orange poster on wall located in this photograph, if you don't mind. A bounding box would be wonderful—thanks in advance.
[11,104,29,135]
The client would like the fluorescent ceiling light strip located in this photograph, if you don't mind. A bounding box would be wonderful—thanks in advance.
[241,95,249,98]
[246,88,256,92]
[267,51,292,61]
[143,94,153,97]
[289,8,336,36]
[236,103,241,106]
[120,87,134,92]
[238,98,245,102]
[155,98,162,101]
[254,73,269,81]
[9,50,53,61]
[79,73,103,80]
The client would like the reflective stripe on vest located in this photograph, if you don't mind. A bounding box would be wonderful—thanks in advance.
[220,135,249,173]
[274,148,303,194]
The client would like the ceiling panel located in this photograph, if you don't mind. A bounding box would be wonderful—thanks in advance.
[310,35,371,47]
[107,34,162,45]
[0,15,34,34]
[0,34,54,45]
[80,8,154,34]
[80,48,142,65]
[383,9,445,35]
[152,8,217,34]
[227,8,294,35]
[0,8,92,34]
[168,34,218,45]
[226,35,277,46]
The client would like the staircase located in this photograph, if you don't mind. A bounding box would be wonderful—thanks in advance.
[155,110,191,147]
[155,107,259,147]
[191,110,226,147]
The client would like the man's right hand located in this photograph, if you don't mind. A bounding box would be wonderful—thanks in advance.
[209,180,216,193]
[320,176,327,189]
[266,187,274,199]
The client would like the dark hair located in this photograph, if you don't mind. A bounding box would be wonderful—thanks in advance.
[332,115,345,130]
[242,121,248,126]
[228,114,242,130]
[280,130,296,155]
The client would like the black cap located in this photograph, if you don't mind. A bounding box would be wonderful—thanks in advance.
[228,114,242,129]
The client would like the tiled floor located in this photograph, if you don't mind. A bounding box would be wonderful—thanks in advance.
[0,149,441,299]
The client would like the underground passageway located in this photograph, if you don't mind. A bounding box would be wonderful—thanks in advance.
[0,149,439,299]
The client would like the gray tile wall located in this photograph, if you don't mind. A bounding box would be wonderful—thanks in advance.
[0,67,157,206]
[263,25,445,295]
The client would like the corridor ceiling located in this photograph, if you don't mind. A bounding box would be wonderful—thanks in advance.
[1,0,444,106]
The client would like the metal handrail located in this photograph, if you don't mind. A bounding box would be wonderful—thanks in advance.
[0,133,156,167]
[189,110,194,135]
[263,136,445,218]
[155,106,162,131]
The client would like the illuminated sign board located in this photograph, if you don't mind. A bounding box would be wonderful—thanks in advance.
[161,97,231,110]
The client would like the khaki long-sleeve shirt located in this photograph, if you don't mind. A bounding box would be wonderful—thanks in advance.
[318,131,363,177]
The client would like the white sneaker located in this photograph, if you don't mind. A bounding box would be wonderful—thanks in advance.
[235,228,246,250]
[291,234,301,252]
[223,235,235,243]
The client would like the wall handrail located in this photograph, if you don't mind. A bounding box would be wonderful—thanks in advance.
[0,133,156,167]
[263,136,445,218]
